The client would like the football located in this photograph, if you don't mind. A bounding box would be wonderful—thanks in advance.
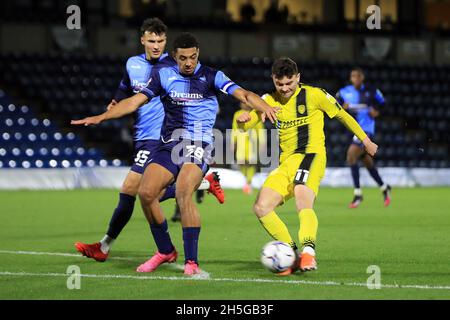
[260,241,296,273]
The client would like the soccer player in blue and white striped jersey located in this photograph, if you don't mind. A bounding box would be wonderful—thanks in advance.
[336,67,391,208]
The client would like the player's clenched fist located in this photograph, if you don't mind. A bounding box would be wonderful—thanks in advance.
[237,112,252,123]
[362,136,378,157]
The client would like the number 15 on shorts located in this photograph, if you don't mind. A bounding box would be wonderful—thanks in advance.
[134,150,151,167]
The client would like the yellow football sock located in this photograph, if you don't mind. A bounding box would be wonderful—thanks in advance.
[298,209,318,249]
[240,166,247,181]
[246,165,256,184]
[259,211,296,248]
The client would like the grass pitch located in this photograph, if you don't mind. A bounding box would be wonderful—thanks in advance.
[0,187,449,300]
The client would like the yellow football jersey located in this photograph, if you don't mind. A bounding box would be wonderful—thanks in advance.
[232,109,266,162]
[262,84,342,162]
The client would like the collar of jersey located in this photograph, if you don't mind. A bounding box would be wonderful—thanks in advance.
[143,52,168,64]
[352,83,365,91]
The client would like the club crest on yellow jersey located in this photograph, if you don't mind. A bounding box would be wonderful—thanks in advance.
[297,104,306,115]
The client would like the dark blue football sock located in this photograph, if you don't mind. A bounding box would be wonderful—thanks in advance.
[350,164,360,189]
[159,184,176,202]
[106,193,136,239]
[367,166,384,186]
[183,227,201,264]
[150,220,175,254]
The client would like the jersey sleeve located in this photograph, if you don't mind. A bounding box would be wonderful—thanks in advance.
[334,109,367,142]
[113,67,132,102]
[335,89,345,104]
[139,68,163,100]
[316,88,343,118]
[214,70,241,95]
[373,88,385,110]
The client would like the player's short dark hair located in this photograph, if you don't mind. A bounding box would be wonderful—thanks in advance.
[140,18,168,35]
[271,57,298,79]
[351,66,364,75]
[173,32,199,51]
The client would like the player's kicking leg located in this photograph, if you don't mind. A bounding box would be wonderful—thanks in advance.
[74,168,178,262]
[75,170,141,262]
[136,163,178,272]
[347,142,365,208]
[253,187,300,276]
[362,154,391,207]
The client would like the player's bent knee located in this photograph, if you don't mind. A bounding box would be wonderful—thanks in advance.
[121,172,141,196]
[347,155,357,165]
[175,186,193,199]
[138,186,159,204]
[253,201,271,218]
[121,181,139,196]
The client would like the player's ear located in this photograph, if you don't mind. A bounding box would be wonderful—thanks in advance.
[140,36,145,46]
[197,48,200,58]
[296,73,301,83]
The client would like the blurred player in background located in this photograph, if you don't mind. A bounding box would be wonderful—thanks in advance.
[72,32,278,275]
[237,58,378,274]
[74,19,224,263]
[232,102,266,194]
[336,67,391,209]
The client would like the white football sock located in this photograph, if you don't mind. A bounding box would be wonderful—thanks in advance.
[302,246,316,256]
[354,188,362,196]
[197,178,210,190]
[380,184,388,191]
[100,235,114,254]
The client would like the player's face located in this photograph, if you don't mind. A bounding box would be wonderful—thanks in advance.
[272,74,300,99]
[174,47,199,75]
[350,70,364,88]
[141,31,167,60]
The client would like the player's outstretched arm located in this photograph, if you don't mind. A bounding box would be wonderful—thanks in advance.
[231,88,278,123]
[71,93,149,126]
[335,108,378,157]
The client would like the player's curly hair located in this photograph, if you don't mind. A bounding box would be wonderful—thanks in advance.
[140,18,168,35]
[173,32,199,51]
[272,57,298,79]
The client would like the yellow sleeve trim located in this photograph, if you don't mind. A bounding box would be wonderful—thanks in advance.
[335,109,367,141]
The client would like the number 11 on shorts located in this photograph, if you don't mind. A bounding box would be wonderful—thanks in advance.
[295,169,309,184]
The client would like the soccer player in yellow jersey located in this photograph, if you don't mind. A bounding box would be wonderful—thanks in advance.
[237,58,378,274]
[232,102,266,194]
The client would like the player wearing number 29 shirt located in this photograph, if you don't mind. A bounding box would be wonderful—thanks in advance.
[71,32,278,276]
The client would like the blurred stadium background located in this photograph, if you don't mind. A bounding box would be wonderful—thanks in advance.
[0,0,449,189]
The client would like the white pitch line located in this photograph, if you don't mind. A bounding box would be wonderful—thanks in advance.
[1,271,450,291]
[0,249,137,261]
[1,250,450,290]
[0,249,210,279]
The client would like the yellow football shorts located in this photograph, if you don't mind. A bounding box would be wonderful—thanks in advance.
[263,152,326,200]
